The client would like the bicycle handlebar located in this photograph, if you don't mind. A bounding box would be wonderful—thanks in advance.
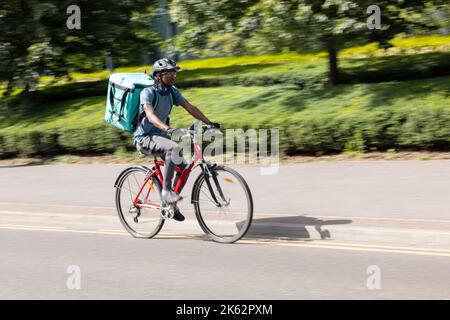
[184,120,221,138]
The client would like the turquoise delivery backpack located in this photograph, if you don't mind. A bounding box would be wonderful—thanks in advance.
[105,72,154,133]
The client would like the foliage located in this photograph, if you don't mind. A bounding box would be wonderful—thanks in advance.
[1,49,446,112]
[0,0,159,94]
[169,0,445,84]
[1,76,448,158]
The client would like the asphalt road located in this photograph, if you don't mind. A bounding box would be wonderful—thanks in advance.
[1,227,449,300]
[1,160,449,219]
[1,160,449,299]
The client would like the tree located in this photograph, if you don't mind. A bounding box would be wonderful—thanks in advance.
[168,0,259,56]
[169,0,443,85]
[294,0,442,85]
[0,0,36,94]
[0,0,159,95]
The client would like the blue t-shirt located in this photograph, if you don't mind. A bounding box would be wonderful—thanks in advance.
[134,85,186,142]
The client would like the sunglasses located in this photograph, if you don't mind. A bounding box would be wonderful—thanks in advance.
[162,70,177,76]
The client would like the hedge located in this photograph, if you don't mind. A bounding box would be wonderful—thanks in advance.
[1,102,448,158]
[0,125,131,158]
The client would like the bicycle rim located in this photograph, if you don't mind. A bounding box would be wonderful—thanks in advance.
[193,166,253,243]
[116,167,164,238]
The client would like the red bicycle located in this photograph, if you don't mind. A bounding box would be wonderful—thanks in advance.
[114,120,253,243]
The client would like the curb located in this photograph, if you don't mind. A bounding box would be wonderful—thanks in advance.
[1,208,449,249]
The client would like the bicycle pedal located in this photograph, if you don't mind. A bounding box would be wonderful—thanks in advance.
[161,212,174,219]
[161,204,175,219]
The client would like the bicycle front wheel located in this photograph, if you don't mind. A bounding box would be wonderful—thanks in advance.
[192,165,253,243]
[115,166,164,238]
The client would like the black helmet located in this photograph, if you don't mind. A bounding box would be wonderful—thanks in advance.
[152,58,180,77]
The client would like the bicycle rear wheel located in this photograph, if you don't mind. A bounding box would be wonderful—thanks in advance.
[192,165,253,243]
[115,166,164,238]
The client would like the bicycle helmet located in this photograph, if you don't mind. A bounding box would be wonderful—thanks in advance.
[152,58,180,77]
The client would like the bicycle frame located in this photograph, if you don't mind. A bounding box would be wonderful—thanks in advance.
[132,121,206,210]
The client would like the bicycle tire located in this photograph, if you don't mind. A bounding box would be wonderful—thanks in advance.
[192,165,253,243]
[115,166,165,239]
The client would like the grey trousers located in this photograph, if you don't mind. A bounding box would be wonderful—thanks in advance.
[136,135,187,190]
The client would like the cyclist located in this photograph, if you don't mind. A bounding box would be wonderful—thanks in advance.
[134,58,220,222]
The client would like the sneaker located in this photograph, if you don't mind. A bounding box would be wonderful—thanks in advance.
[173,209,185,222]
[161,189,182,204]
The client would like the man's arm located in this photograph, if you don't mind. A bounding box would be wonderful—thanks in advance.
[143,104,170,132]
[180,100,211,125]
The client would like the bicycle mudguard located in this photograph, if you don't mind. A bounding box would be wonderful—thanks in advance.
[190,173,204,204]
[113,165,152,188]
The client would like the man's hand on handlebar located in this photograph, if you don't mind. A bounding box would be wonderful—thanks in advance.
[207,122,221,129]
[202,122,221,134]
[185,120,222,136]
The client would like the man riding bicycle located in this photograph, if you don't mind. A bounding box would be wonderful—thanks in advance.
[134,58,220,222]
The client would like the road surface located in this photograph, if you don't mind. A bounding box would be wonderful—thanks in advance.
[0,160,449,299]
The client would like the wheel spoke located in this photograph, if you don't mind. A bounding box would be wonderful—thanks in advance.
[118,185,133,195]
[192,199,218,204]
[193,167,253,243]
[116,168,164,239]
[126,178,134,202]
[199,185,216,204]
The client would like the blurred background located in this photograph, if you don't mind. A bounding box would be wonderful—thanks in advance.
[0,0,449,161]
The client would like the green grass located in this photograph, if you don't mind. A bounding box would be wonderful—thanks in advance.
[390,35,450,49]
[1,76,448,157]
[3,49,446,112]
[2,96,104,130]
[4,53,450,128]
[8,76,448,131]
[1,35,447,100]
[172,76,450,129]
[29,35,450,86]
[1,35,448,157]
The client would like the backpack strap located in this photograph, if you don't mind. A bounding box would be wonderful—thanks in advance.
[150,86,175,112]
[133,86,175,129]
[151,87,173,125]
[151,86,159,110]
[109,82,130,120]
[132,86,159,129]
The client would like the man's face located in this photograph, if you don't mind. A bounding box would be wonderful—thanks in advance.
[159,70,177,88]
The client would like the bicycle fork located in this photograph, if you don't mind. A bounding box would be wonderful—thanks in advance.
[201,163,229,207]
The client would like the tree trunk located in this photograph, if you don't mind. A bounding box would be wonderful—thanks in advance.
[4,77,14,97]
[327,39,339,86]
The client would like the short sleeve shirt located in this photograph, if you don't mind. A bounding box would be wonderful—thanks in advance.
[133,85,186,142]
